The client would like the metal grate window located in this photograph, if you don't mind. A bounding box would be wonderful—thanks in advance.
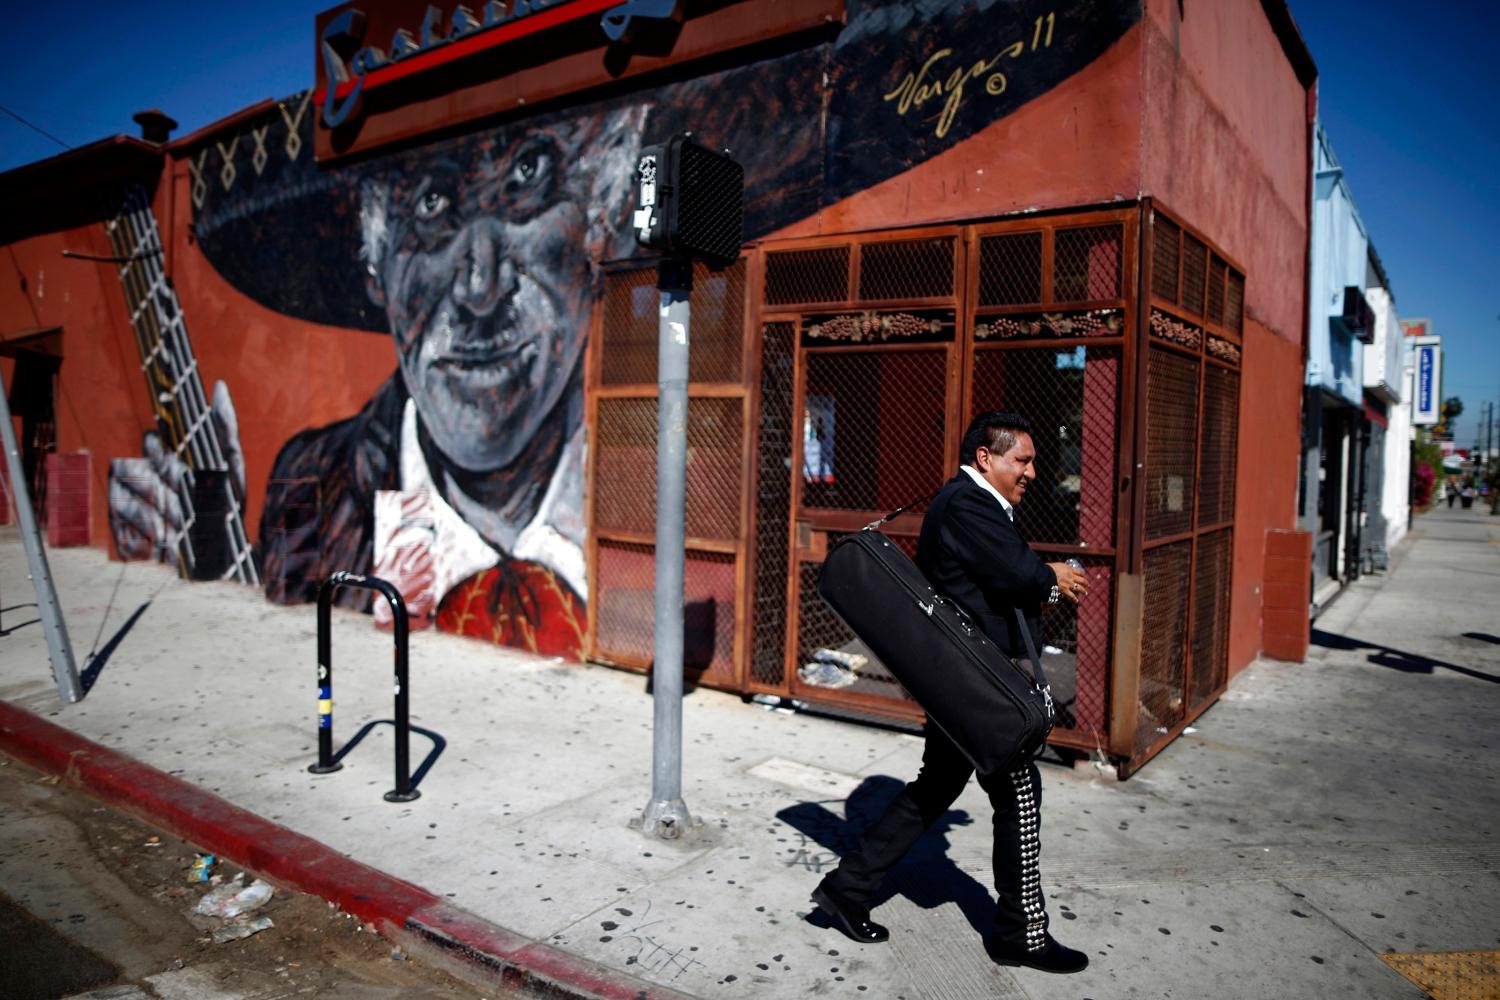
[598,269,659,386]
[977,232,1043,306]
[1181,234,1207,317]
[970,345,1120,547]
[1139,539,1191,753]
[593,541,738,683]
[801,348,948,513]
[765,246,851,306]
[600,261,745,385]
[1207,256,1227,327]
[593,396,743,542]
[750,323,795,687]
[1144,347,1200,540]
[1198,365,1239,526]
[858,237,955,301]
[1054,225,1123,302]
[1151,214,1180,303]
[1190,528,1232,709]
[1226,271,1245,333]
[1037,552,1113,735]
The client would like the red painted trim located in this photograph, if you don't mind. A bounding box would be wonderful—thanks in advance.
[0,698,690,1000]
[314,0,622,104]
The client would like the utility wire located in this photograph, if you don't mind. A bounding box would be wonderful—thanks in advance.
[0,103,72,151]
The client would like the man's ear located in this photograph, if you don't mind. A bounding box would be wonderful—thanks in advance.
[358,177,390,309]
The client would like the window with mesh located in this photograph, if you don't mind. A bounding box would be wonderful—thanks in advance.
[970,345,1120,547]
[857,237,955,301]
[1036,552,1113,735]
[1226,271,1245,333]
[1139,539,1191,753]
[593,396,743,542]
[751,323,795,688]
[1197,365,1239,527]
[598,269,659,386]
[593,540,738,683]
[1190,528,1232,709]
[1054,225,1123,302]
[599,261,745,385]
[978,231,1043,306]
[1181,234,1207,317]
[1207,256,1227,327]
[1151,215,1180,303]
[765,246,851,306]
[801,348,948,513]
[1144,347,1200,540]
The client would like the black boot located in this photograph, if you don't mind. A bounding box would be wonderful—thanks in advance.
[985,933,1089,973]
[811,884,890,943]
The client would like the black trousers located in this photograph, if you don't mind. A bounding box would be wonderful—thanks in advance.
[820,726,1049,952]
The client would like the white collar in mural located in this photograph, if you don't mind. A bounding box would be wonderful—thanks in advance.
[397,398,588,601]
[961,464,1014,521]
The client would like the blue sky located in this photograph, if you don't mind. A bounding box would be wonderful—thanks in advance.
[2,1,1497,445]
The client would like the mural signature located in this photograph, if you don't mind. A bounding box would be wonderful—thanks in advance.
[883,12,1057,139]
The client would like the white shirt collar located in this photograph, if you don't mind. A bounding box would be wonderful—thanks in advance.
[960,464,1014,521]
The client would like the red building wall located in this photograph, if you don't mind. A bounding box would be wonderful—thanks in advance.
[1138,0,1312,675]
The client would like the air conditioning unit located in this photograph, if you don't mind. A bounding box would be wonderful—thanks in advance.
[1341,286,1375,344]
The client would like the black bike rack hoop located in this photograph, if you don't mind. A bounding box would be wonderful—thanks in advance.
[309,571,439,802]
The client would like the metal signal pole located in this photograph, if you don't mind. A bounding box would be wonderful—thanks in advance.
[0,384,80,702]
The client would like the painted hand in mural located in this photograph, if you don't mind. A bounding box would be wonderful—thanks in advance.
[108,380,246,566]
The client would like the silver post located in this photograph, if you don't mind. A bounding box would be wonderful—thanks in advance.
[0,383,81,702]
[639,258,695,839]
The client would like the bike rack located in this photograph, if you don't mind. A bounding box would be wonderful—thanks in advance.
[309,572,444,802]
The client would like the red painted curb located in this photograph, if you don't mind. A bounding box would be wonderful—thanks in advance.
[0,698,693,1000]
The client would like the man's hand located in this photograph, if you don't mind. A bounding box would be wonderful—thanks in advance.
[1047,561,1089,604]
[107,380,245,564]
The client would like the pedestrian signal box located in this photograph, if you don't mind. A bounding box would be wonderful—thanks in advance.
[633,134,744,269]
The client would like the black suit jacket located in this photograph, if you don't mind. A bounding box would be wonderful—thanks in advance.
[915,472,1057,658]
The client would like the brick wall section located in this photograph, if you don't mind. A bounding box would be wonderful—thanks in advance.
[1262,528,1311,661]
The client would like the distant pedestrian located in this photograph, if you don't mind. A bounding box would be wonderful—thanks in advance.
[1447,482,1458,508]
[811,412,1090,974]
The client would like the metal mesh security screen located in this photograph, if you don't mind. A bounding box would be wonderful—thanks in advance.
[765,246,850,306]
[858,237,956,301]
[1199,365,1240,526]
[1151,214,1180,303]
[1055,225,1124,302]
[1037,552,1113,735]
[978,232,1043,306]
[1144,347,1200,540]
[1181,234,1207,317]
[593,541,738,684]
[1190,528,1232,708]
[971,345,1121,547]
[674,139,744,267]
[801,348,948,513]
[750,322,795,688]
[1139,540,1190,753]
[599,261,745,385]
[594,396,743,542]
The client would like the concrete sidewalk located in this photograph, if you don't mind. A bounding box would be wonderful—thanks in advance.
[1,505,1498,999]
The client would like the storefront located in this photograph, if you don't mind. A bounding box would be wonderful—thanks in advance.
[0,0,1315,775]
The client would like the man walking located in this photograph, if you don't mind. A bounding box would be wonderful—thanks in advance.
[812,411,1091,974]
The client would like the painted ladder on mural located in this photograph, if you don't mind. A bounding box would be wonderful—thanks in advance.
[104,185,260,586]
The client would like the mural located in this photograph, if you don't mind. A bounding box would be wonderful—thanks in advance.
[106,0,1141,658]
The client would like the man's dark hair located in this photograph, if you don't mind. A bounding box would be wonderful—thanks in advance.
[959,411,1033,465]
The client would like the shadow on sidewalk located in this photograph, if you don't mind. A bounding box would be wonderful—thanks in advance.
[1311,628,1500,685]
[778,775,994,937]
[79,602,151,696]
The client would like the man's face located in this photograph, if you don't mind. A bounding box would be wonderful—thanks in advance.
[978,431,1038,506]
[362,112,638,471]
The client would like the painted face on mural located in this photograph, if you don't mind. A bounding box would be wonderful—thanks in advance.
[359,107,644,471]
